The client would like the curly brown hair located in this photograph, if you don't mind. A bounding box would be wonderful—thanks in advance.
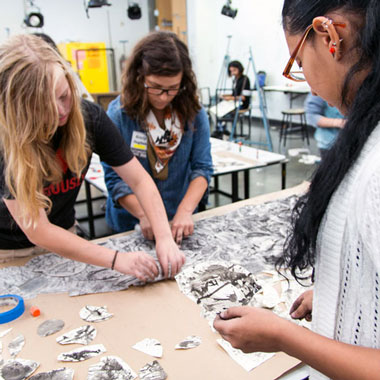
[121,31,200,124]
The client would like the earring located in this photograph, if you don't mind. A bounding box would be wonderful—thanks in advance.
[330,42,337,57]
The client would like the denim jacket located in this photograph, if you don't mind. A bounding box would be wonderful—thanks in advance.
[305,93,344,150]
[102,96,213,233]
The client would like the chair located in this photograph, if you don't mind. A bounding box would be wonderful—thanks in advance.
[279,108,309,147]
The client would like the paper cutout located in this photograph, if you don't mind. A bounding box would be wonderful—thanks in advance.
[176,261,261,321]
[88,356,137,380]
[217,339,275,372]
[37,320,65,337]
[57,344,106,362]
[79,305,113,322]
[0,328,12,338]
[8,334,25,358]
[132,338,163,358]
[29,367,74,379]
[0,358,39,380]
[56,325,96,345]
[139,360,167,380]
[175,335,201,350]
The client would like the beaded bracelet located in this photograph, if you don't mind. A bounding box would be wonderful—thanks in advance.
[111,250,119,270]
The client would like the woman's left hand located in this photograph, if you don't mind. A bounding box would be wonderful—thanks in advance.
[213,306,288,353]
[171,211,194,245]
[155,236,186,278]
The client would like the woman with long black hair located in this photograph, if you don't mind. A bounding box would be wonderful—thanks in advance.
[214,1,380,379]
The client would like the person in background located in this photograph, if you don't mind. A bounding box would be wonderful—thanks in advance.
[33,32,95,102]
[0,34,185,279]
[214,1,380,379]
[305,93,345,159]
[212,60,251,138]
[102,31,213,245]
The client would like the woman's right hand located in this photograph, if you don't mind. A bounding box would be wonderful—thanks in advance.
[289,289,313,321]
[115,251,159,281]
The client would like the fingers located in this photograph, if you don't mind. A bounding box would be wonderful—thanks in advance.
[171,218,194,245]
[289,294,303,314]
[290,300,311,320]
[219,306,245,321]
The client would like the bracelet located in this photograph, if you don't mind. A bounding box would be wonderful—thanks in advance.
[111,250,119,270]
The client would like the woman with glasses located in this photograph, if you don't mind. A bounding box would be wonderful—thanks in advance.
[0,34,184,280]
[102,31,213,245]
[214,1,380,379]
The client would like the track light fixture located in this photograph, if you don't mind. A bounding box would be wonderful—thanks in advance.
[84,0,111,18]
[24,12,44,28]
[221,0,238,19]
[127,2,141,20]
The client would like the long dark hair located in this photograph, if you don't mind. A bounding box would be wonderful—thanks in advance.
[121,31,200,123]
[278,0,380,281]
[228,60,244,77]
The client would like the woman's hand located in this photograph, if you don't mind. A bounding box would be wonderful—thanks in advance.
[171,211,194,245]
[213,306,288,353]
[155,236,185,278]
[289,289,313,321]
[138,215,154,240]
[114,251,159,281]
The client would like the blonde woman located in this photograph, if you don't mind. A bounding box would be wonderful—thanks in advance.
[0,34,185,279]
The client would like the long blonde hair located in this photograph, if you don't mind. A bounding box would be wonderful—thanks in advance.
[0,34,90,228]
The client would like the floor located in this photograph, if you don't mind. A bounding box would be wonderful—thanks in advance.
[75,116,320,239]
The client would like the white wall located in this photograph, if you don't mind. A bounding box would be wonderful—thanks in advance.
[187,0,306,121]
[0,0,306,119]
[0,0,150,91]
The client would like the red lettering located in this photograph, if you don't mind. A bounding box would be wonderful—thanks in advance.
[51,184,60,195]
[61,179,69,193]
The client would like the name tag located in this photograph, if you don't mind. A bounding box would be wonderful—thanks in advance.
[131,131,147,158]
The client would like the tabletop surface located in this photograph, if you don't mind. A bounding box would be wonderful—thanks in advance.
[0,184,309,380]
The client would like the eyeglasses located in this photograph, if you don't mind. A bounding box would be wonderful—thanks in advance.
[283,21,346,82]
[144,83,183,96]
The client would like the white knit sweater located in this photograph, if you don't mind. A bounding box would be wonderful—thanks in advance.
[310,123,380,380]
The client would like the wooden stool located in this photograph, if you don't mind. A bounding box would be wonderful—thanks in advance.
[280,108,309,147]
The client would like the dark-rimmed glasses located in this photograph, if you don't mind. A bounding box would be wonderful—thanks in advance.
[144,83,183,96]
[283,21,346,82]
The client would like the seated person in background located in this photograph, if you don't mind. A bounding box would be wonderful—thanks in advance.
[102,31,213,245]
[33,33,94,102]
[212,60,251,138]
[305,93,345,159]
[0,34,184,279]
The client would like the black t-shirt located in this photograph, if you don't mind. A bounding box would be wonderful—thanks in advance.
[233,75,251,110]
[0,100,134,249]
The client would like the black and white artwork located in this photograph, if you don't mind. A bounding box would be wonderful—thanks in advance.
[217,338,275,372]
[0,195,298,299]
[57,344,106,362]
[87,356,137,380]
[28,367,74,380]
[132,339,163,358]
[174,335,201,350]
[79,305,113,323]
[56,325,96,345]
[0,358,39,380]
[37,320,65,337]
[138,360,167,380]
[8,334,25,358]
[176,261,261,321]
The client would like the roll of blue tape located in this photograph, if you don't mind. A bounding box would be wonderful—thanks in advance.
[0,294,25,324]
